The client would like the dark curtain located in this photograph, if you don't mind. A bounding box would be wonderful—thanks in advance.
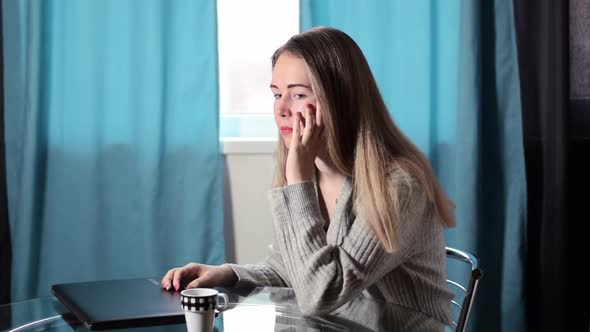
[568,0,590,329]
[0,0,13,307]
[513,0,590,330]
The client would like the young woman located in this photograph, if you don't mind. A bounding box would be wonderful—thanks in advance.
[162,26,456,325]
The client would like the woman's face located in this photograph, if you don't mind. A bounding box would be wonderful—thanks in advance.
[271,53,317,147]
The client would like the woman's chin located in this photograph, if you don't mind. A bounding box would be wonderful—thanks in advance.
[281,135,291,147]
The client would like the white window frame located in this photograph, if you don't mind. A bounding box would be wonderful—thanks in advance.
[217,0,299,154]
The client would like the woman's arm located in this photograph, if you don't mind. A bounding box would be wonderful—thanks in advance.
[270,176,431,315]
[228,240,291,288]
[161,242,289,291]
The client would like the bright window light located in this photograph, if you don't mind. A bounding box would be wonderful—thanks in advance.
[217,0,299,138]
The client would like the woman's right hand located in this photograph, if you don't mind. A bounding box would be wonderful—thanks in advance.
[286,104,323,185]
[161,263,238,291]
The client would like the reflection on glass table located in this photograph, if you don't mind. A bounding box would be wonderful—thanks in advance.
[0,287,454,331]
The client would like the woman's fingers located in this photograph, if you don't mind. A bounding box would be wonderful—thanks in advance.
[184,265,237,289]
[291,113,301,148]
[295,104,319,146]
[162,269,176,290]
[185,278,204,289]
[172,268,185,291]
[304,104,323,143]
[302,105,315,144]
[162,263,201,291]
[162,263,235,291]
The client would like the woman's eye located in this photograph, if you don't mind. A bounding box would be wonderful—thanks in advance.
[273,94,282,100]
[293,94,306,100]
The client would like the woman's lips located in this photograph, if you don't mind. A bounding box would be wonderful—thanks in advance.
[280,126,293,134]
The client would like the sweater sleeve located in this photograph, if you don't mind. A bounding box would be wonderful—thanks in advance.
[269,175,431,315]
[227,239,291,289]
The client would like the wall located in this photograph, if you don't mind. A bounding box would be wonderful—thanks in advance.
[223,152,275,264]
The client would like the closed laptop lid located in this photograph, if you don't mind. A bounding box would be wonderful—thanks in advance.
[51,277,185,330]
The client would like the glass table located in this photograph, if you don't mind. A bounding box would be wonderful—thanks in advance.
[0,287,453,331]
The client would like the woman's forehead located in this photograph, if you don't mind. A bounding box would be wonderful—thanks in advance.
[271,53,310,87]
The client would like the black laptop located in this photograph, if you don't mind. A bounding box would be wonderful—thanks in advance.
[51,277,186,330]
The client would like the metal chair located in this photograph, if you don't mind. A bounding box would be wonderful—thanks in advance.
[446,247,483,332]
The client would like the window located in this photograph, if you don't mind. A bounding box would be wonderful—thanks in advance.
[217,0,299,141]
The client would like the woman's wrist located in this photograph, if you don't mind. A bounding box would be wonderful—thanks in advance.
[286,171,313,185]
[221,264,239,287]
[287,177,313,186]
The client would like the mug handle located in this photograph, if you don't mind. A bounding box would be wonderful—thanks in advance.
[216,293,229,312]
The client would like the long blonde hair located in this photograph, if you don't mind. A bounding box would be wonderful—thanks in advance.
[271,27,455,252]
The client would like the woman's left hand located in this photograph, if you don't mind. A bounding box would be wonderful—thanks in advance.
[286,104,323,185]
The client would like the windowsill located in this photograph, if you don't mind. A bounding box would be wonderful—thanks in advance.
[221,137,277,155]
[220,114,277,155]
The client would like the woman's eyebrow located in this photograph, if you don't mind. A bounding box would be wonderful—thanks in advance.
[270,83,312,89]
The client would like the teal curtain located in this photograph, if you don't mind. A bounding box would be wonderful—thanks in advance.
[301,1,527,331]
[3,0,224,301]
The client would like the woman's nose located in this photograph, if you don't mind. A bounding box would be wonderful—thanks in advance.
[276,98,293,117]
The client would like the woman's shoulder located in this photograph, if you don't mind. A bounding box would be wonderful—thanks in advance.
[386,162,412,181]
[382,160,436,212]
[385,161,423,190]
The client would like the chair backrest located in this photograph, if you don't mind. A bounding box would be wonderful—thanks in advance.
[445,247,483,332]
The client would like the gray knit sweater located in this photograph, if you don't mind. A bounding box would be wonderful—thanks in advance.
[229,170,454,325]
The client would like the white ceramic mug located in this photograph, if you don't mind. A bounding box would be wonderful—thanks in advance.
[180,288,229,332]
